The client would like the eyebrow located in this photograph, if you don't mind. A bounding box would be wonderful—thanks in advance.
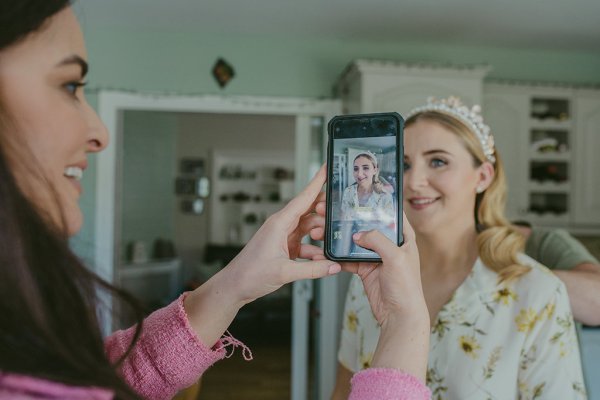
[404,149,452,159]
[56,55,88,78]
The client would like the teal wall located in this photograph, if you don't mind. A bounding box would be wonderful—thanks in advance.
[73,28,600,265]
[70,103,179,267]
[120,111,178,263]
[83,29,600,97]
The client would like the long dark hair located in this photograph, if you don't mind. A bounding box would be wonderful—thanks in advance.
[0,2,144,399]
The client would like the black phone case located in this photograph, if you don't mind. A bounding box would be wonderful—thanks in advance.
[324,112,404,262]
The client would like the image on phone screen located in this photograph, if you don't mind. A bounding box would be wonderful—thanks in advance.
[326,113,403,261]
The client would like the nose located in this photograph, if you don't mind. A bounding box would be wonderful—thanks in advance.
[404,163,428,192]
[85,102,109,153]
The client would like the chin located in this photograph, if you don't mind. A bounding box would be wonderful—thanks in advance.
[64,208,84,237]
[406,214,436,236]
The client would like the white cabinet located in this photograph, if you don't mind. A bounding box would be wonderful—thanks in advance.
[484,83,575,226]
[336,60,600,232]
[484,82,600,231]
[573,90,600,225]
[336,59,491,116]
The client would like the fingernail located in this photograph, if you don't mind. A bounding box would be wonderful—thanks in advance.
[353,232,362,241]
[328,263,341,275]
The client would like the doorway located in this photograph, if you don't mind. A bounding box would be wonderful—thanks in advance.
[94,91,342,399]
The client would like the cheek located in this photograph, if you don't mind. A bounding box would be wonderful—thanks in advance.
[436,170,478,199]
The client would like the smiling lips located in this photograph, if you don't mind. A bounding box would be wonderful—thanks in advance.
[64,166,83,194]
[408,197,438,210]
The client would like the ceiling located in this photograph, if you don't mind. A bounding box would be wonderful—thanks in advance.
[77,0,600,52]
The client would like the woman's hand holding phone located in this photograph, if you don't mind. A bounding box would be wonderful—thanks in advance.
[343,215,426,325]
[316,200,430,381]
[184,165,341,349]
[345,217,429,381]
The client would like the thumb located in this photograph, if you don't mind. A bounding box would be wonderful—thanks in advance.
[352,230,398,261]
[281,259,341,283]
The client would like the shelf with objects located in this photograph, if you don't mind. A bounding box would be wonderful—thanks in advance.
[524,96,573,226]
[210,150,295,246]
[204,149,297,343]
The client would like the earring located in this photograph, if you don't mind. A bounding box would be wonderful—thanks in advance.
[476,186,484,194]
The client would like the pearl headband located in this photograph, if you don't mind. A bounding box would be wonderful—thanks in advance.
[406,96,496,164]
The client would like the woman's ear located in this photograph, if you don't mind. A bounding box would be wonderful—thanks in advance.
[476,162,495,193]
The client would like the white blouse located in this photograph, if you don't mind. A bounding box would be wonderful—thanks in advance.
[338,255,587,399]
[340,184,395,224]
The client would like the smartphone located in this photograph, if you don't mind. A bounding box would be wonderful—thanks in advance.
[324,112,403,262]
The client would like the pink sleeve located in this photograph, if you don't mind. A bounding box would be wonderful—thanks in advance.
[349,368,431,400]
[104,294,227,400]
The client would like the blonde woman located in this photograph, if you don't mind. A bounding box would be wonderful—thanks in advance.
[338,152,395,256]
[332,97,586,399]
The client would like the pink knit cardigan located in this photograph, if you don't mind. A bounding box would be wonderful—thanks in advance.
[0,295,430,400]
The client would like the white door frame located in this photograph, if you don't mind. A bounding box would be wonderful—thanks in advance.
[95,90,341,399]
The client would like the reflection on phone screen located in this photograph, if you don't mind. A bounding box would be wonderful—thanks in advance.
[330,136,398,258]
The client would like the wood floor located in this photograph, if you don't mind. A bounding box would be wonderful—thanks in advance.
[197,343,292,399]
[192,299,298,400]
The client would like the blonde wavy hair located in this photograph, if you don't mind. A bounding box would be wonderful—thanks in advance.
[405,111,529,283]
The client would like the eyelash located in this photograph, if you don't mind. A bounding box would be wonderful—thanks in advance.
[403,158,447,171]
[430,158,447,168]
[64,81,87,96]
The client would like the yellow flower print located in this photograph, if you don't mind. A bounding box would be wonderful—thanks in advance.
[346,311,358,332]
[518,380,530,397]
[459,335,481,359]
[493,287,518,305]
[515,308,539,333]
[540,301,556,321]
[360,352,373,369]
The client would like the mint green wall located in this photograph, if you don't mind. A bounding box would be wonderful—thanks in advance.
[84,30,600,97]
[71,104,178,266]
[120,111,178,263]
[74,28,600,265]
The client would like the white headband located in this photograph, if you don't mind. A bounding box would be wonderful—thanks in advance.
[406,96,496,164]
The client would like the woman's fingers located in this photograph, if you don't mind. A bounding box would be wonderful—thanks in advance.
[340,262,378,275]
[315,201,326,217]
[309,227,324,241]
[298,213,325,235]
[298,243,324,260]
[352,230,398,262]
[280,165,326,223]
[281,259,340,283]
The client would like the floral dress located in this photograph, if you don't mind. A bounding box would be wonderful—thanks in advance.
[338,255,587,400]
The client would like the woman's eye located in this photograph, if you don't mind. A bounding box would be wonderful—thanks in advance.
[431,158,447,168]
[403,161,411,171]
[64,81,86,96]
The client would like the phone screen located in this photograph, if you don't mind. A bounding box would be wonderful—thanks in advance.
[325,113,403,261]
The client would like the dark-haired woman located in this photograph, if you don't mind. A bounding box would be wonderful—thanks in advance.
[0,2,431,399]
